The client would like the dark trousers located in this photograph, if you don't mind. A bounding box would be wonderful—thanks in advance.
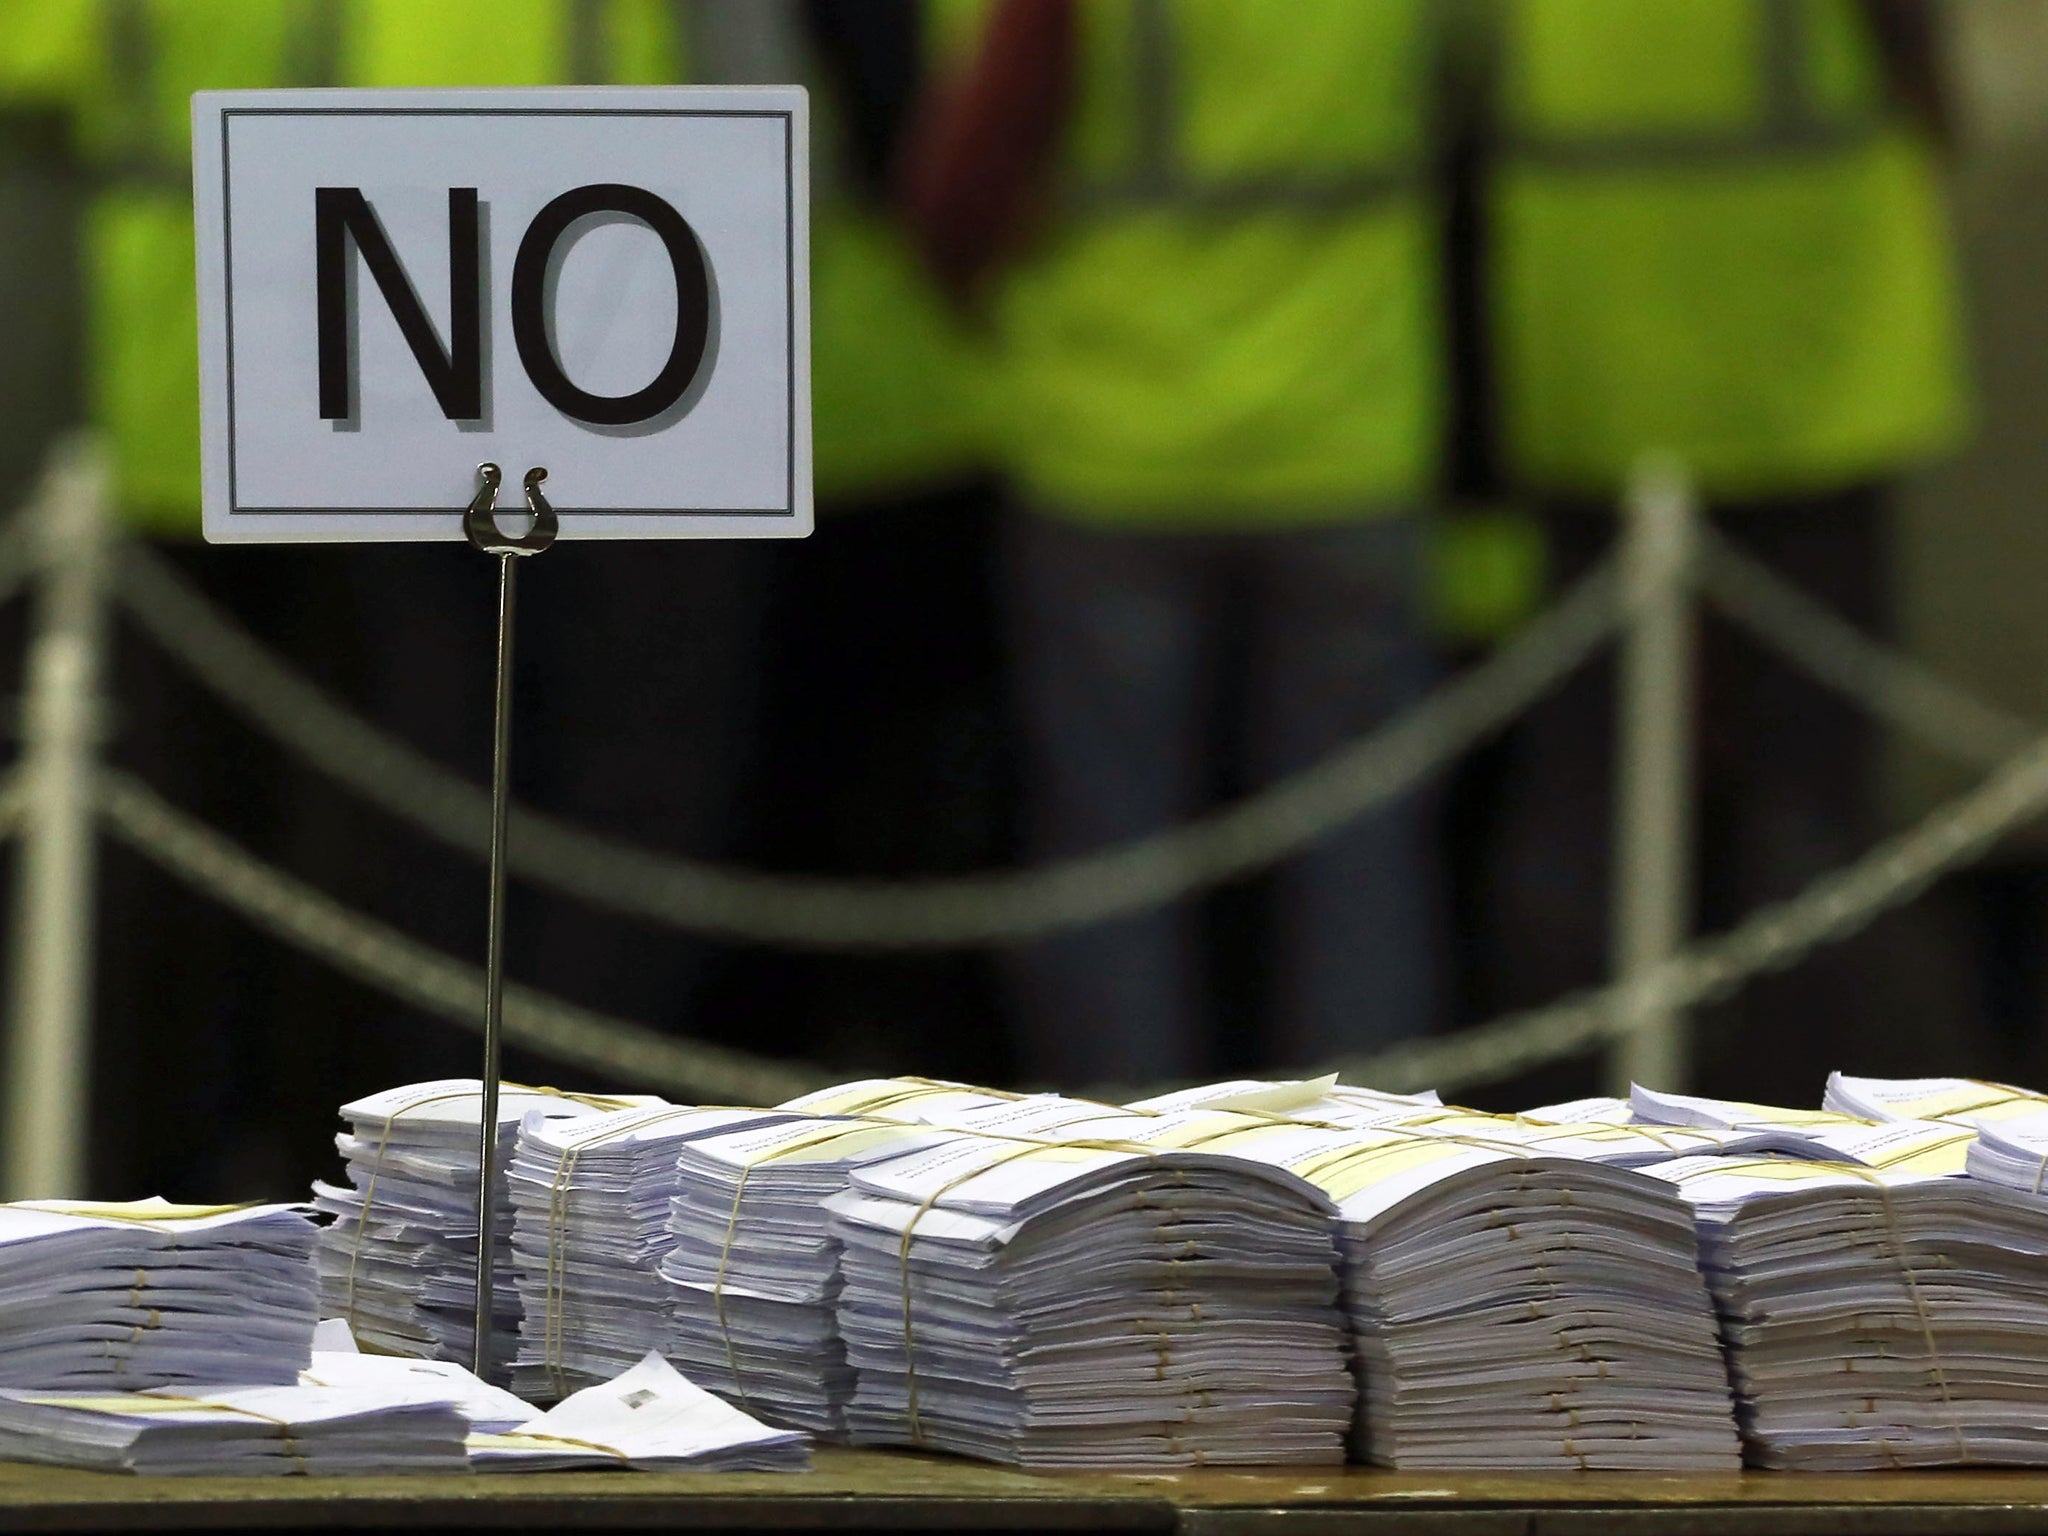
[721,477,1014,1083]
[1465,487,1971,1101]
[1004,510,1439,1087]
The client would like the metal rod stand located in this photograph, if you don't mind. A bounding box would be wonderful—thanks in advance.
[462,462,556,1382]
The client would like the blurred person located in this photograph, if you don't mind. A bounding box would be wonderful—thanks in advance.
[1470,0,1972,1095]
[0,1,89,491]
[19,0,392,1199]
[727,2,1014,1080]
[34,0,776,1197]
[903,0,1444,1083]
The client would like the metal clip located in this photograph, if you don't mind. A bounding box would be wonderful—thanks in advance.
[463,463,558,556]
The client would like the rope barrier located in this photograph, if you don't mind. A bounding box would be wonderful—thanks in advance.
[113,542,1623,948]
[3,477,2041,1098]
[1331,722,2048,1095]
[92,767,824,1106]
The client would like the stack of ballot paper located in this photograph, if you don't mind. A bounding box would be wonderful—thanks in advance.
[312,1080,656,1377]
[824,1125,1357,1467]
[504,1104,790,1400]
[1116,1115,1745,1470]
[0,1383,471,1475]
[469,1351,809,1471]
[1650,1153,2048,1468]
[662,1116,945,1437]
[0,1199,319,1389]
[1826,1074,2048,1127]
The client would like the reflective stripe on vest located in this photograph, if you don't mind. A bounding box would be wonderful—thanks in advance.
[1503,1,1885,170]
[1069,0,1421,215]
[99,0,343,194]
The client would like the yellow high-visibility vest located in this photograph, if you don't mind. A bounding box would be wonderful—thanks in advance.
[980,0,1442,527]
[58,0,978,532]
[1492,0,1970,499]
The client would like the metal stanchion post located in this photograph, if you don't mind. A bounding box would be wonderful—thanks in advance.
[463,463,555,1383]
[3,439,112,1199]
[1606,458,1698,1096]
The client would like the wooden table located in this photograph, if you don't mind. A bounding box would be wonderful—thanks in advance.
[9,1447,2048,1534]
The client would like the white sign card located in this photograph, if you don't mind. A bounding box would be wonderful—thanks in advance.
[192,88,811,543]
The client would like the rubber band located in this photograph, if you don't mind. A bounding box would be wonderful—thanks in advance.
[543,1143,580,1398]
[712,1163,760,1416]
[891,1133,1171,1449]
[342,1087,496,1337]
[1836,1164,1969,1464]
[700,1119,912,1419]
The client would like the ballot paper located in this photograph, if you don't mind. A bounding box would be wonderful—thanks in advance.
[0,1199,320,1390]
[825,1123,1357,1467]
[0,1383,471,1475]
[663,1116,947,1439]
[1825,1074,2048,1127]
[1125,1076,1441,1118]
[778,1077,1033,1123]
[1520,1097,1637,1124]
[467,1351,808,1471]
[505,1104,792,1400]
[1127,1075,1341,1115]
[1649,1154,2048,1468]
[1359,1106,1800,1167]
[1113,1115,1744,1471]
[312,1080,658,1380]
[1629,1086,1984,1170]
[1630,1085,1866,1132]
[1788,1120,1979,1175]
[299,1348,537,1432]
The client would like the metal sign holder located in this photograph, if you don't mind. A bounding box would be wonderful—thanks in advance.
[461,461,557,1382]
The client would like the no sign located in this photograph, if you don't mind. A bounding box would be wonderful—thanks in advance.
[192,88,812,543]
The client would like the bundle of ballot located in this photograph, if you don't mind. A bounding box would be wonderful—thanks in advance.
[1122,1115,1744,1470]
[312,1080,655,1377]
[824,1125,1357,1467]
[662,1116,947,1437]
[470,1351,809,1471]
[1651,1153,2048,1468]
[0,1199,319,1390]
[505,1104,790,1401]
[0,1383,470,1475]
